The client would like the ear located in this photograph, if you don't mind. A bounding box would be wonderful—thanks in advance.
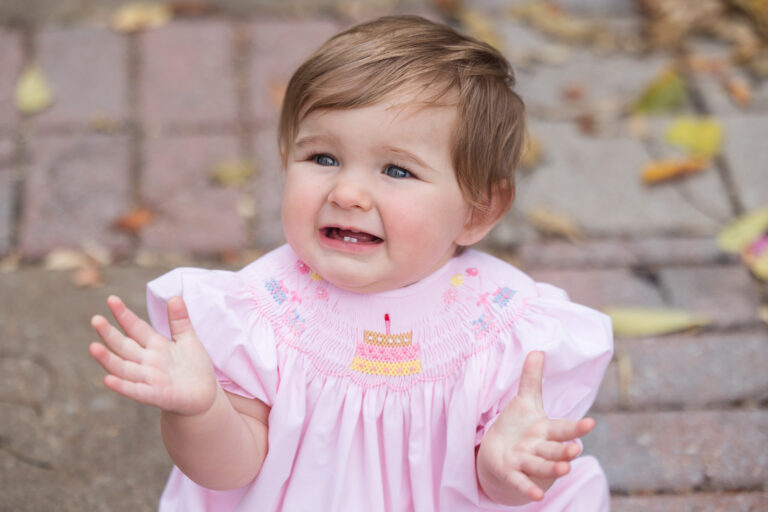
[455,181,515,246]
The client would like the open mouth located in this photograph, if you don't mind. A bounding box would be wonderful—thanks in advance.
[322,227,383,245]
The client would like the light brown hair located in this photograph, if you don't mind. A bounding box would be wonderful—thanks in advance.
[278,15,525,210]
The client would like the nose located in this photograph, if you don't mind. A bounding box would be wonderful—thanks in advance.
[327,172,373,211]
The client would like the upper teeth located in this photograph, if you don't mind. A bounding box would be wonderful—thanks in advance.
[343,236,358,243]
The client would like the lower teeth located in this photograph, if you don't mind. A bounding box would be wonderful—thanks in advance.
[343,236,358,243]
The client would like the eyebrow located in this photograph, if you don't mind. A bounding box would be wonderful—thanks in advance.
[293,134,338,149]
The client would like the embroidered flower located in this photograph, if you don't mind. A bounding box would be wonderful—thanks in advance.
[310,270,323,281]
[316,287,329,301]
[450,274,464,286]
[443,288,458,304]
[466,267,479,277]
[296,260,310,274]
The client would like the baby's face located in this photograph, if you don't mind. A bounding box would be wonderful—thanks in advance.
[281,91,475,294]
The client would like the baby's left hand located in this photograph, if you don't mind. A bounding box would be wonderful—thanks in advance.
[476,351,595,504]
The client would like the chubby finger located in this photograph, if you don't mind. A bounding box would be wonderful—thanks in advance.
[504,471,545,502]
[520,454,571,479]
[106,295,157,348]
[547,417,596,442]
[89,342,146,383]
[91,315,143,362]
[535,440,582,461]
[103,374,156,406]
[517,351,545,406]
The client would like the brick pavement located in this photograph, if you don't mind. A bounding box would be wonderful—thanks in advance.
[0,2,766,510]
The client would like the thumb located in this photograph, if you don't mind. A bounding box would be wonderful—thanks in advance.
[166,296,195,342]
[517,350,545,407]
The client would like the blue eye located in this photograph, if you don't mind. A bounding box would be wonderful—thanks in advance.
[383,165,412,179]
[314,154,338,166]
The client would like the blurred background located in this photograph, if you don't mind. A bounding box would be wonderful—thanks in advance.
[1,0,767,510]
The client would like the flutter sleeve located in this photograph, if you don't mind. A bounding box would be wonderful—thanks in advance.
[146,267,279,407]
[475,282,613,444]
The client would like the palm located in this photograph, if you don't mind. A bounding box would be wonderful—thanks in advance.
[90,295,217,416]
[477,352,595,502]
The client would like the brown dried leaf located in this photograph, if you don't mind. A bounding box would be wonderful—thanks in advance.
[112,207,155,235]
[526,207,585,242]
[112,3,172,33]
[642,157,708,185]
[73,265,105,288]
[44,249,91,271]
[722,75,751,107]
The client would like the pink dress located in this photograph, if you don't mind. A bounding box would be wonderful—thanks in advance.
[147,244,613,511]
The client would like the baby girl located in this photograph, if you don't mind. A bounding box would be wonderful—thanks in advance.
[90,14,613,511]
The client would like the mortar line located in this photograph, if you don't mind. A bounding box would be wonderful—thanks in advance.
[681,61,745,217]
[232,19,258,249]
[8,23,36,259]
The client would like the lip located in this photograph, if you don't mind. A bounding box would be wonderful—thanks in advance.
[318,225,384,254]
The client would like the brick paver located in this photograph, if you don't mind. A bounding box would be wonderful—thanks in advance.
[19,133,133,258]
[141,133,245,254]
[612,492,768,512]
[0,28,21,129]
[497,119,732,243]
[594,330,768,411]
[249,18,340,124]
[529,264,762,327]
[34,26,127,127]
[140,20,237,129]
[584,410,768,493]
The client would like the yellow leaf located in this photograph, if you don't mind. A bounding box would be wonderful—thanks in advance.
[631,68,686,115]
[520,132,543,170]
[742,234,768,281]
[717,206,768,254]
[112,3,172,33]
[602,307,710,338]
[15,64,54,115]
[664,117,723,158]
[210,160,255,187]
[457,9,503,50]
[526,207,584,241]
[641,157,708,185]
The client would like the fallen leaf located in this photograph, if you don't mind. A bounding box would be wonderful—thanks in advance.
[664,117,723,158]
[759,304,768,325]
[603,307,710,338]
[575,113,597,135]
[44,249,91,271]
[456,9,503,50]
[73,265,105,288]
[520,132,543,170]
[616,352,632,408]
[236,195,256,219]
[562,83,585,102]
[716,206,768,254]
[721,75,751,107]
[509,1,602,44]
[526,207,584,241]
[742,234,768,281]
[641,157,708,185]
[631,67,687,115]
[112,207,155,234]
[210,160,255,187]
[112,3,172,33]
[15,64,54,115]
[534,44,570,65]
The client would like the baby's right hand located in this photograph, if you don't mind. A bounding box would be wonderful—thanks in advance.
[89,295,217,417]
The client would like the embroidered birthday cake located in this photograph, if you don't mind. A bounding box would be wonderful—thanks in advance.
[350,314,422,376]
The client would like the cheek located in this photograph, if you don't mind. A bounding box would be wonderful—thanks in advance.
[282,176,318,233]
